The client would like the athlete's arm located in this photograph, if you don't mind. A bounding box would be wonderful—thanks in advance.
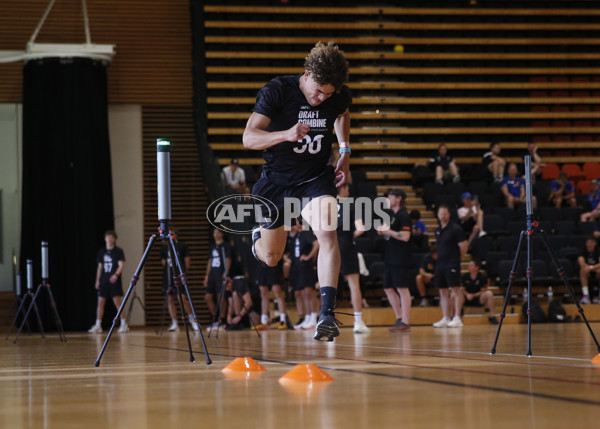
[243,112,309,150]
[333,108,351,186]
[353,218,365,238]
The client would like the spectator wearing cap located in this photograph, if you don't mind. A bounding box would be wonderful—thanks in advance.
[457,192,485,248]
[221,158,250,195]
[428,143,460,185]
[581,179,600,222]
[550,171,576,209]
[378,188,413,332]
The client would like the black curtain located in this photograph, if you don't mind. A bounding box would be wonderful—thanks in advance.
[21,57,115,331]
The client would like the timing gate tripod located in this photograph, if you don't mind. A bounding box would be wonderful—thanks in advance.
[94,227,212,366]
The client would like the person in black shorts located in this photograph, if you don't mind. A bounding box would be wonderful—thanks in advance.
[337,183,370,333]
[415,244,438,307]
[88,230,127,334]
[432,205,468,328]
[243,42,351,342]
[429,143,460,185]
[159,226,197,332]
[378,189,412,333]
[456,259,498,324]
[482,142,506,182]
[255,260,287,330]
[578,236,600,304]
[203,228,232,330]
[287,223,319,330]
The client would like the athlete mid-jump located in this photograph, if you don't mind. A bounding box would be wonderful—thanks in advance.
[243,41,351,342]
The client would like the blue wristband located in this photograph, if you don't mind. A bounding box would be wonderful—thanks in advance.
[339,147,351,155]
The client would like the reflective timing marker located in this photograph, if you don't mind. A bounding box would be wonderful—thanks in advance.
[156,138,171,223]
[41,241,49,280]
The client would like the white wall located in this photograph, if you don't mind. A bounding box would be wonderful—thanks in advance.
[0,104,21,292]
[108,105,145,326]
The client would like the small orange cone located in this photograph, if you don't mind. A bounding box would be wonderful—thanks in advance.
[591,354,600,365]
[222,357,266,373]
[279,364,333,383]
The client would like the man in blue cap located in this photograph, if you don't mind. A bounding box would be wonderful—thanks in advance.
[457,192,485,248]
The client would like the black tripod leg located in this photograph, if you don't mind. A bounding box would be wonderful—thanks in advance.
[94,234,157,367]
[6,296,28,340]
[234,288,260,338]
[526,229,533,357]
[172,273,195,363]
[539,232,600,353]
[491,230,525,354]
[210,278,228,340]
[45,284,67,343]
[168,235,212,365]
[14,286,45,343]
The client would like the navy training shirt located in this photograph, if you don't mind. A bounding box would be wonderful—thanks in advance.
[384,207,412,266]
[435,221,466,269]
[252,74,352,186]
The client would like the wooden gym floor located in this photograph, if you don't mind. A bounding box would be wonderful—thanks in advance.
[2,323,600,428]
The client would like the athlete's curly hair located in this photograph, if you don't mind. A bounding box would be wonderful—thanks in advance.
[304,41,349,91]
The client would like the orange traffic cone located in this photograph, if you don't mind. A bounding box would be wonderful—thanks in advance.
[591,354,600,365]
[279,364,333,383]
[222,357,266,373]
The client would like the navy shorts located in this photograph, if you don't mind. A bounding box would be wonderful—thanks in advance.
[339,239,359,276]
[464,296,482,307]
[256,262,283,287]
[433,265,461,289]
[384,265,410,289]
[290,261,317,291]
[206,276,224,295]
[98,281,123,299]
[252,165,337,229]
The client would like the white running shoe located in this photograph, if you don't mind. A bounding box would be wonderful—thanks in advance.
[447,317,464,328]
[168,320,178,332]
[88,324,102,334]
[117,321,129,333]
[188,315,199,331]
[294,318,305,331]
[301,317,316,331]
[353,319,371,334]
[433,317,451,328]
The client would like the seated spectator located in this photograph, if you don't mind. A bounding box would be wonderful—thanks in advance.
[501,163,537,209]
[454,259,498,324]
[526,142,545,181]
[580,179,600,222]
[578,236,600,304]
[415,244,437,307]
[550,171,576,209]
[410,209,428,249]
[225,277,261,330]
[482,142,506,182]
[221,158,250,195]
[457,192,486,247]
[429,143,460,184]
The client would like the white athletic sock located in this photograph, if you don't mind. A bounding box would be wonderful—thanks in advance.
[279,313,286,322]
[95,319,101,326]
[260,314,269,325]
[311,312,318,323]
[582,286,590,296]
[354,312,363,322]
